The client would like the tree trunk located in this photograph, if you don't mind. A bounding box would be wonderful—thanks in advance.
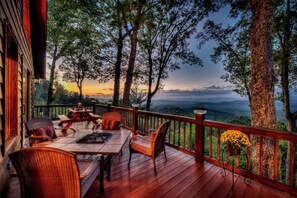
[278,0,297,184]
[113,29,123,107]
[47,45,58,105]
[249,0,277,179]
[78,83,83,102]
[123,25,140,107]
[146,49,153,111]
[281,0,294,132]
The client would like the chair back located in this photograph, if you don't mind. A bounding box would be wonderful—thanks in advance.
[9,147,81,198]
[102,112,121,122]
[153,121,170,156]
[25,117,54,136]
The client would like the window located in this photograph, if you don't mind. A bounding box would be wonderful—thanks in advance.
[5,29,18,139]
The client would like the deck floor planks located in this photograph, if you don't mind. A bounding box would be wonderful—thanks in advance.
[191,168,233,198]
[161,163,214,198]
[242,180,262,198]
[144,162,212,198]
[105,148,186,186]
[226,174,249,198]
[176,165,222,197]
[104,153,194,197]
[208,171,239,198]
[126,157,197,197]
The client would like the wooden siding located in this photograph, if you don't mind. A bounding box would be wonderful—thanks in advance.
[0,18,5,158]
[0,0,38,195]
[0,0,34,74]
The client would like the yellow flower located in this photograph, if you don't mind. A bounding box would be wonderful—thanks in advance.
[221,130,250,150]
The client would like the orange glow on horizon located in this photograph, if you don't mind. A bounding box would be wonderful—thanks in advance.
[60,81,114,96]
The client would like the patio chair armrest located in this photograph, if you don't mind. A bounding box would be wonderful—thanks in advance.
[135,128,156,136]
[79,155,101,180]
[29,135,53,142]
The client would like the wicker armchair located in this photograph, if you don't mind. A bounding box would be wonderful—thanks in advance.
[9,147,100,198]
[25,117,75,146]
[128,121,170,174]
[92,111,122,131]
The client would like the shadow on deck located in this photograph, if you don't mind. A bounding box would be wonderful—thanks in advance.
[7,121,294,198]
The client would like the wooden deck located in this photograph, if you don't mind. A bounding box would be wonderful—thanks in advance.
[7,121,295,198]
[82,144,292,198]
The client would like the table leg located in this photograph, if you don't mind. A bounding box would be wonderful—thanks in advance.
[100,155,105,193]
[107,155,112,180]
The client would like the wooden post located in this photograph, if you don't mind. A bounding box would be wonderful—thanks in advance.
[194,108,207,162]
[92,100,96,113]
[107,102,112,112]
[132,104,139,136]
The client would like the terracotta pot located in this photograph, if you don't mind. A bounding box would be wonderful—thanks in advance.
[226,143,240,156]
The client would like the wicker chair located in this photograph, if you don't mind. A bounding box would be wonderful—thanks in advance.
[9,147,100,198]
[128,121,170,174]
[92,112,122,131]
[25,117,75,146]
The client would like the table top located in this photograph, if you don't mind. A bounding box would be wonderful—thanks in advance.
[68,108,93,113]
[43,127,131,155]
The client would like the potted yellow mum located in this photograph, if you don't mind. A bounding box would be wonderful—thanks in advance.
[221,130,250,156]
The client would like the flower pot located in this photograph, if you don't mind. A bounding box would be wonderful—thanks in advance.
[226,143,240,156]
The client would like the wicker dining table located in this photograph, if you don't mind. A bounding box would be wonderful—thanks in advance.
[41,127,131,193]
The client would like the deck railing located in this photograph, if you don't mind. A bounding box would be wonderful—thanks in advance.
[32,104,94,119]
[33,103,297,196]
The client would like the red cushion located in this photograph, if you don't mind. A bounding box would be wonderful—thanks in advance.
[150,132,157,141]
[102,120,121,130]
[32,126,57,139]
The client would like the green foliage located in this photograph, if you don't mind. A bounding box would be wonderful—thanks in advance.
[34,80,94,105]
[197,11,251,101]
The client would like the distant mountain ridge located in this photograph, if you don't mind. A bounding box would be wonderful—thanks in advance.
[152,99,296,121]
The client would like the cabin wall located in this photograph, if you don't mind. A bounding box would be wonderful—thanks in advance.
[0,0,35,196]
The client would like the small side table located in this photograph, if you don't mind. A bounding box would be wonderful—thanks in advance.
[221,148,251,190]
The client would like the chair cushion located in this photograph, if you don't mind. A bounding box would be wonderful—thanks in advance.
[32,126,57,139]
[150,132,157,141]
[102,120,121,130]
[130,135,152,156]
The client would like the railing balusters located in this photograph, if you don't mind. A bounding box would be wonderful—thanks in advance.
[247,134,251,173]
[183,122,186,148]
[189,123,192,152]
[178,121,181,147]
[289,141,294,186]
[173,120,176,145]
[217,128,221,160]
[260,136,263,176]
[273,138,278,180]
[209,127,212,158]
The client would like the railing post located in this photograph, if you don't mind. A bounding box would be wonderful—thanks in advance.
[194,108,207,163]
[107,102,112,112]
[92,100,96,113]
[132,103,139,136]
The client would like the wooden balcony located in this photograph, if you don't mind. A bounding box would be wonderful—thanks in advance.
[7,129,292,198]
[23,104,297,196]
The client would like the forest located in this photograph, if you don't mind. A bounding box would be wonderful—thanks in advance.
[42,0,296,133]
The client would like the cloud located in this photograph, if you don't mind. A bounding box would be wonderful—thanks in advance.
[102,88,114,91]
[203,85,231,90]
[161,86,234,96]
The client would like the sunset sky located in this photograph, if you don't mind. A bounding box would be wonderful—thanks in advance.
[54,6,242,102]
